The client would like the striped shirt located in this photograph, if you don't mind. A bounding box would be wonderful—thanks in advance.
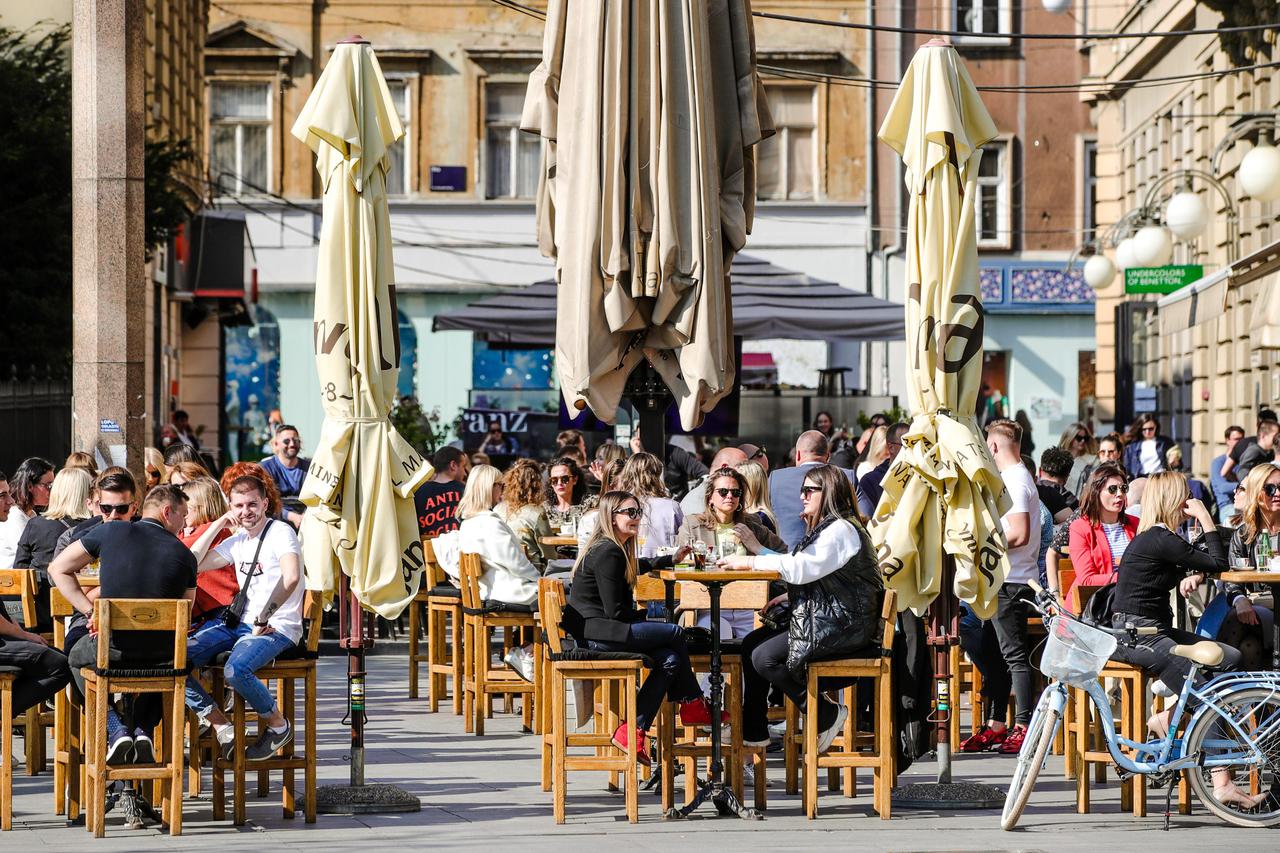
[1101,521,1130,569]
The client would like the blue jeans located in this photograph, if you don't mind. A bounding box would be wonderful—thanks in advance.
[185,621,297,717]
[588,620,701,731]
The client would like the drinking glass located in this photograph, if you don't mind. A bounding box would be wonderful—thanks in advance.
[1185,520,1202,543]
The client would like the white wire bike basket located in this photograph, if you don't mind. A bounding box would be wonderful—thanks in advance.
[1040,613,1118,688]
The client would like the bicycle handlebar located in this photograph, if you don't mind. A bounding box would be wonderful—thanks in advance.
[1025,580,1157,637]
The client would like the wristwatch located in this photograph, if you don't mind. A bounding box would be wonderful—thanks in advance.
[253,617,270,627]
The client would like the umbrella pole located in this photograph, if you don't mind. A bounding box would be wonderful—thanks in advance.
[625,362,670,465]
[342,574,370,786]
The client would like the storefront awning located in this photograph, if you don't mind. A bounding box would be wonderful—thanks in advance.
[1156,267,1229,335]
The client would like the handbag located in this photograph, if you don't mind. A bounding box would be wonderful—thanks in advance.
[1080,581,1117,629]
[221,519,274,630]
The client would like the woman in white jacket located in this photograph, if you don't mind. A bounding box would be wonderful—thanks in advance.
[457,464,539,679]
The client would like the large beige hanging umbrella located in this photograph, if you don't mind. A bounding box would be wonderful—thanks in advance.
[871,41,1010,620]
[292,40,434,619]
[521,0,771,429]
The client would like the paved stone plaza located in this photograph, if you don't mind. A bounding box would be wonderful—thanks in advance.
[6,653,1277,851]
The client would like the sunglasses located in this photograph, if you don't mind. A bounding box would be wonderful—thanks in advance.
[748,446,766,460]
[549,476,573,485]
[1264,484,1280,498]
[100,503,132,516]
[714,488,742,499]
[1104,484,1129,496]
[800,485,823,498]
[1073,434,1088,443]
[613,507,642,519]
[1142,426,1157,432]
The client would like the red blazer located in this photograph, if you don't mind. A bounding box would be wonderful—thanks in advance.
[180,521,237,620]
[1066,513,1139,604]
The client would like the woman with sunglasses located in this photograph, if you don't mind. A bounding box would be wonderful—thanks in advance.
[1064,462,1137,607]
[675,467,785,638]
[14,467,94,630]
[0,457,56,569]
[543,456,596,529]
[1123,414,1173,479]
[717,464,883,756]
[567,491,718,767]
[1058,422,1099,495]
[618,452,683,557]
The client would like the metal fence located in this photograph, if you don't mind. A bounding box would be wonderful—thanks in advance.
[0,364,71,474]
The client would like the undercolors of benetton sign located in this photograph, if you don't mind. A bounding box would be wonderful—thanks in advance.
[1124,265,1204,294]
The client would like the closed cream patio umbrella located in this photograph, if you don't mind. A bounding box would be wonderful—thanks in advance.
[521,0,771,430]
[872,39,1010,791]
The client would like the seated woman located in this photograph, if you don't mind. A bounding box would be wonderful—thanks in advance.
[718,465,884,755]
[567,491,723,766]
[675,467,785,638]
[1110,472,1261,808]
[15,467,94,632]
[735,460,778,534]
[543,456,596,530]
[1065,462,1137,606]
[177,476,240,626]
[1202,465,1276,668]
[457,464,540,682]
[618,452,683,557]
[498,459,556,570]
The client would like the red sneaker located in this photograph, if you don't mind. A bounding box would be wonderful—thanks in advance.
[679,697,730,728]
[998,724,1028,754]
[958,725,1007,753]
[611,723,652,767]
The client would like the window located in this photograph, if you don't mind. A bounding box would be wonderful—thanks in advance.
[756,86,816,201]
[484,82,541,199]
[975,139,1010,248]
[1082,140,1098,243]
[210,82,271,195]
[954,0,1012,43]
[385,79,411,196]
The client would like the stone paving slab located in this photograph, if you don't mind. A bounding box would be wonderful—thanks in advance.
[6,655,1277,851]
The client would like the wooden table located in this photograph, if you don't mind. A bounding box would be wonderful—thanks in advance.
[539,536,578,548]
[1220,570,1280,669]
[655,568,779,820]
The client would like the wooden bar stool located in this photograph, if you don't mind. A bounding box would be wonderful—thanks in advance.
[784,588,897,819]
[1073,660,1148,815]
[0,665,17,830]
[422,539,463,714]
[458,553,536,735]
[407,583,431,699]
[49,587,84,820]
[0,570,53,778]
[82,598,190,837]
[209,592,323,825]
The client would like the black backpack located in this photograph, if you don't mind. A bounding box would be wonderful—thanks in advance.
[1081,582,1117,628]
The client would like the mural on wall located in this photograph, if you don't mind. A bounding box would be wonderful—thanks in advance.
[471,342,556,411]
[224,304,281,463]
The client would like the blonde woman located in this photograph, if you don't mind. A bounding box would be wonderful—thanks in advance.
[14,467,93,629]
[735,460,777,533]
[457,464,540,680]
[498,458,556,568]
[176,477,238,623]
[855,426,889,480]
[567,490,712,766]
[1059,421,1099,495]
[144,446,167,493]
[1111,472,1261,808]
[618,452,683,557]
[167,461,207,487]
[575,458,624,550]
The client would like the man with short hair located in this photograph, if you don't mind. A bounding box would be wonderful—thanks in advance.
[1236,420,1279,481]
[1036,446,1079,524]
[1211,425,1246,524]
[681,445,750,517]
[50,484,196,765]
[260,424,310,520]
[172,409,200,449]
[1222,409,1278,481]
[768,431,858,548]
[53,469,137,561]
[186,476,305,761]
[415,446,470,537]
[982,418,1042,755]
[856,422,909,518]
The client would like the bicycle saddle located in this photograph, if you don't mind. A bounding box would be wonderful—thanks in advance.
[1169,642,1224,666]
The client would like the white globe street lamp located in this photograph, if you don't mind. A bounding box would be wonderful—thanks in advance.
[1164,190,1210,240]
[1133,224,1173,267]
[1040,0,1072,12]
[1115,237,1139,271]
[1240,142,1280,202]
[1083,254,1116,291]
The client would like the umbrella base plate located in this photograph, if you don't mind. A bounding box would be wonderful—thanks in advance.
[890,781,1005,810]
[315,783,422,814]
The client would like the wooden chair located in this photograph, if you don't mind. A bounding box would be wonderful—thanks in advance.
[539,578,642,823]
[49,586,85,821]
[421,539,463,714]
[407,584,431,699]
[208,591,323,825]
[82,598,191,837]
[784,588,898,819]
[666,579,768,810]
[458,552,537,735]
[0,569,53,779]
[0,665,16,830]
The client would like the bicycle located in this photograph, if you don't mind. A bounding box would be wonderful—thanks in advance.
[1000,580,1280,830]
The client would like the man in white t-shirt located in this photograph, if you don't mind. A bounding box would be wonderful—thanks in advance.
[188,475,305,760]
[982,418,1042,756]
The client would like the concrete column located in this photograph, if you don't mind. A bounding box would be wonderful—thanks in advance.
[71,0,147,478]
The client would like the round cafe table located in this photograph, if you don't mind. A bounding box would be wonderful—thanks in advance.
[1219,570,1280,670]
[539,536,578,548]
[656,567,779,820]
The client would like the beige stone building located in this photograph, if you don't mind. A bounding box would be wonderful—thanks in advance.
[1084,0,1280,476]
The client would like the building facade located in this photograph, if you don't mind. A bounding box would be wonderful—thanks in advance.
[1084,0,1280,475]
[204,1,877,449]
[868,2,1099,451]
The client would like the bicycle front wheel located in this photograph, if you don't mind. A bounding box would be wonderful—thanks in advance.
[1000,691,1060,831]
[1184,686,1280,828]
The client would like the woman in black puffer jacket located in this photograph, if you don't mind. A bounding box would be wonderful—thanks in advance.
[717,464,883,755]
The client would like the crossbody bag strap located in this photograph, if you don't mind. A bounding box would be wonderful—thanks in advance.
[230,519,274,618]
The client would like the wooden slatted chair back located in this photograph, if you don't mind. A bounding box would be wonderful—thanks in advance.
[92,598,192,669]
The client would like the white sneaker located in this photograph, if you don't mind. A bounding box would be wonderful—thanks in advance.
[816,703,848,755]
[504,647,535,683]
[742,760,756,787]
[767,721,786,740]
